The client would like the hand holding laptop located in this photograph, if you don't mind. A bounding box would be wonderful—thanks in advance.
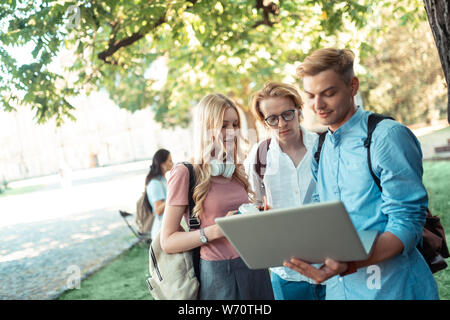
[253,196,272,212]
[214,201,379,270]
[284,257,351,284]
[257,195,271,211]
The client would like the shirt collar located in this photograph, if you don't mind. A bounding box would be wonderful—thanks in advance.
[301,125,317,151]
[269,125,316,153]
[328,106,363,141]
[268,134,282,154]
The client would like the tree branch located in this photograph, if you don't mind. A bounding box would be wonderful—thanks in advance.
[97,15,165,64]
[253,0,280,28]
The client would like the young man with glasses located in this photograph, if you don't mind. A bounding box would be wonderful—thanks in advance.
[244,82,326,300]
[283,48,439,299]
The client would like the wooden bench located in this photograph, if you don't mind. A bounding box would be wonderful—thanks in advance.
[435,139,450,154]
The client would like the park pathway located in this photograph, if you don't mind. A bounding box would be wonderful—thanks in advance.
[0,161,149,300]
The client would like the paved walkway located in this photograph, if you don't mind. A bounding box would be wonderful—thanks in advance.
[0,161,150,300]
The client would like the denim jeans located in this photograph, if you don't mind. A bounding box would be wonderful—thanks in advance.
[271,272,326,300]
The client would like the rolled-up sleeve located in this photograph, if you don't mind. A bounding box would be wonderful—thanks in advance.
[372,124,428,255]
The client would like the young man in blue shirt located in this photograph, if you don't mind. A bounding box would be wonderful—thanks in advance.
[284,48,439,299]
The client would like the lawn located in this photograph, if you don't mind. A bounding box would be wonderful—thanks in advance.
[58,160,450,300]
[58,242,152,300]
[0,184,45,197]
[422,160,450,299]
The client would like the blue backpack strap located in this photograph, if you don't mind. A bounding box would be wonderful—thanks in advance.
[364,113,394,193]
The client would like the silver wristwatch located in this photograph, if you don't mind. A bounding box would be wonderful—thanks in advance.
[199,228,208,244]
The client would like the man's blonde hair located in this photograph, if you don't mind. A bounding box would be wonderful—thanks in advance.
[296,48,355,83]
[251,81,303,123]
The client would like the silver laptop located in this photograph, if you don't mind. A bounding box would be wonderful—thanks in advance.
[215,201,378,269]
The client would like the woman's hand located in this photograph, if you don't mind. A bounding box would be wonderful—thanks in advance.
[207,211,236,240]
[204,210,236,240]
[161,205,227,253]
[209,223,225,239]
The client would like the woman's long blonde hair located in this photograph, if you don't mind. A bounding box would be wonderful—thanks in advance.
[190,93,253,218]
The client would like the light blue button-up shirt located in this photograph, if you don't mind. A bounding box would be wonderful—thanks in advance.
[312,107,439,300]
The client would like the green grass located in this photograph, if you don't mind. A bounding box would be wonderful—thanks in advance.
[423,160,450,300]
[423,161,450,228]
[0,185,45,197]
[56,161,450,300]
[57,242,152,300]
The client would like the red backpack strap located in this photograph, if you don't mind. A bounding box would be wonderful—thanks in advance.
[255,139,271,181]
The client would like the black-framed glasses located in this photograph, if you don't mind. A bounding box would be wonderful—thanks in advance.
[264,109,297,126]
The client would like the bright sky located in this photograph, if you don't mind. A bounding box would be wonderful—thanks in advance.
[1,39,169,105]
[6,42,35,65]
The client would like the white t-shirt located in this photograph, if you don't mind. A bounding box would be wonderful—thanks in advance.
[244,126,318,283]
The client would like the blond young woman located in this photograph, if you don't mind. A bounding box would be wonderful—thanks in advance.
[160,93,273,300]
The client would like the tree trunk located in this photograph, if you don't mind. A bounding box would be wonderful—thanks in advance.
[424,0,450,123]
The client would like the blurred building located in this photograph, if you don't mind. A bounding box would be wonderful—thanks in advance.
[0,88,369,183]
[0,90,191,182]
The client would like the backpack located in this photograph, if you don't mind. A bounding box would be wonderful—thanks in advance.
[136,190,154,235]
[313,113,450,273]
[254,134,324,183]
[147,162,201,300]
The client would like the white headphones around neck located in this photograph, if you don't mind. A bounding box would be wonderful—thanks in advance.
[209,159,235,178]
